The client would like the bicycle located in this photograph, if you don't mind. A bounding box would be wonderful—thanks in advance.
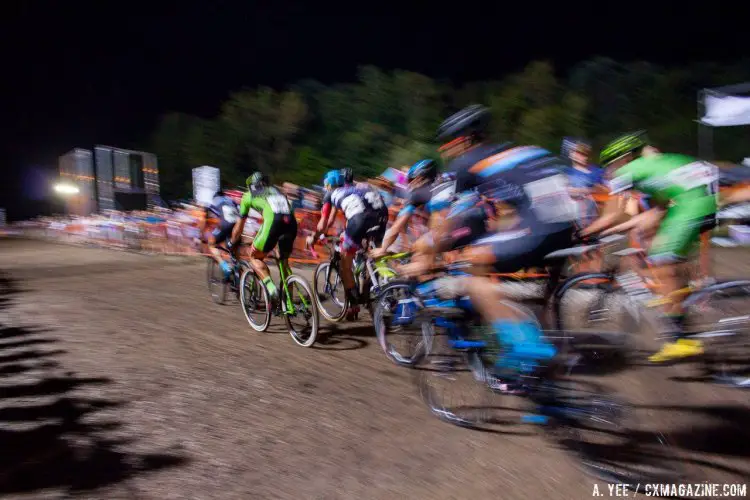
[550,230,750,375]
[311,234,403,322]
[206,243,250,305]
[392,262,681,486]
[238,248,319,347]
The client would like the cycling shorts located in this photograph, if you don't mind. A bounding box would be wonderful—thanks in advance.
[253,214,298,259]
[343,209,388,253]
[211,221,236,245]
[649,211,714,264]
[438,206,489,251]
[474,225,574,273]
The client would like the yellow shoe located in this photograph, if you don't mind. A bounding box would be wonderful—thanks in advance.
[648,339,704,364]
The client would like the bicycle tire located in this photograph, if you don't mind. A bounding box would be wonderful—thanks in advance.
[313,261,348,322]
[373,280,428,367]
[551,272,642,361]
[283,274,320,347]
[239,268,272,332]
[207,259,228,305]
[684,280,750,387]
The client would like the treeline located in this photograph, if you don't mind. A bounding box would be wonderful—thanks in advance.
[148,58,750,200]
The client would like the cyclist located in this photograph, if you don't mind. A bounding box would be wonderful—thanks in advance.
[198,189,240,279]
[370,159,456,259]
[404,104,579,374]
[307,168,387,319]
[580,131,719,363]
[230,172,297,302]
[562,137,605,227]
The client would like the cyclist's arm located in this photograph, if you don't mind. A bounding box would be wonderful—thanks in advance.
[310,201,335,242]
[379,210,412,252]
[231,196,252,246]
[580,194,631,237]
[601,206,663,236]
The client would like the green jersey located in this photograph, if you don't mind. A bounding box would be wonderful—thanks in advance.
[239,186,293,219]
[608,153,717,218]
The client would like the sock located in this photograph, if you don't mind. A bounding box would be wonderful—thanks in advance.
[219,261,232,275]
[666,313,687,339]
[263,276,278,297]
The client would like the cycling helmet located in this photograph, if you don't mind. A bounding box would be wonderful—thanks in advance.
[407,159,438,182]
[340,167,354,184]
[323,170,344,189]
[246,171,269,190]
[436,104,490,142]
[599,131,648,166]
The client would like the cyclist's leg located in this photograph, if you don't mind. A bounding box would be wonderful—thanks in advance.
[276,215,297,280]
[461,226,573,369]
[647,210,704,362]
[250,216,284,299]
[210,222,234,277]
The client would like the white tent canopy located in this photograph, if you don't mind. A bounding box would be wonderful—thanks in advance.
[698,82,750,160]
[700,82,750,127]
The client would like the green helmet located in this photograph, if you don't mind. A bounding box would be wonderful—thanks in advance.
[246,171,269,190]
[599,131,648,166]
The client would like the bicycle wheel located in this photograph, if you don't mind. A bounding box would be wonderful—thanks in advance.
[239,268,272,332]
[313,261,348,322]
[373,280,428,367]
[283,274,320,347]
[551,272,641,363]
[416,319,496,429]
[206,259,228,305]
[684,280,750,386]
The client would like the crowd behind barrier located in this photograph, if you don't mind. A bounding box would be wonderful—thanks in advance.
[9,182,426,264]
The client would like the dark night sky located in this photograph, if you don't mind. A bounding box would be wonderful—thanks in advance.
[0,1,743,220]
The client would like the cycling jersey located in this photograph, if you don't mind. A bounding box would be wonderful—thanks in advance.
[451,144,578,233]
[445,144,577,268]
[398,173,456,218]
[567,164,604,190]
[208,195,240,244]
[608,153,718,261]
[567,164,604,227]
[239,186,293,219]
[327,183,386,219]
[239,186,296,256]
[208,195,240,225]
[325,183,387,253]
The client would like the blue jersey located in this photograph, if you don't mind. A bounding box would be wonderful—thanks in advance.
[567,165,604,190]
[208,195,240,224]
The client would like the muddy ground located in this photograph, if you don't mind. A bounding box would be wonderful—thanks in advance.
[1,238,749,499]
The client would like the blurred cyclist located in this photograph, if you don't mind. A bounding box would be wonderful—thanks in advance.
[580,131,718,363]
[404,104,579,375]
[308,169,387,319]
[199,189,240,279]
[562,137,605,228]
[371,159,456,259]
[230,172,297,302]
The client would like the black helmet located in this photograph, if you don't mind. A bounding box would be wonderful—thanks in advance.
[341,167,354,184]
[246,171,269,190]
[437,104,490,142]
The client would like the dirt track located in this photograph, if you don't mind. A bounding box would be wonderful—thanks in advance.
[1,238,749,499]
